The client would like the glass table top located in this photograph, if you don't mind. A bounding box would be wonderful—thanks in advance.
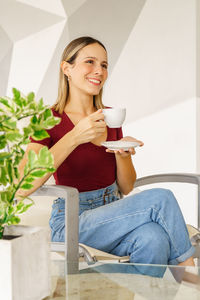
[45,254,200,300]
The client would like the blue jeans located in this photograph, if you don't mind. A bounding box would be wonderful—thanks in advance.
[49,182,195,267]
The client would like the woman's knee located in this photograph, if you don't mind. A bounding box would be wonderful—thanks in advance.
[129,223,170,264]
[137,222,169,247]
[140,188,178,210]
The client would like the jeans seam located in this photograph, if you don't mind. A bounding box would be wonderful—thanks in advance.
[151,207,180,257]
[80,209,150,233]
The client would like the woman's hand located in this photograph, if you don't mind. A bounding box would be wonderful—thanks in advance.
[106,136,144,157]
[71,109,106,146]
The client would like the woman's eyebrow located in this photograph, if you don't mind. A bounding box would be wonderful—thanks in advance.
[84,56,108,64]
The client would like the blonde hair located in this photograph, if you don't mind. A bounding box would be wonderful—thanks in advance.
[53,36,107,114]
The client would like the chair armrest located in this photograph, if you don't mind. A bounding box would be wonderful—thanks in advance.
[32,185,79,274]
[135,173,200,187]
[135,173,200,229]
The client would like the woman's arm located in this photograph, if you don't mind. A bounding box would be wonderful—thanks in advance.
[106,136,143,195]
[115,152,136,195]
[17,129,78,197]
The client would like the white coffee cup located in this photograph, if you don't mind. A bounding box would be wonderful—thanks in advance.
[102,108,126,128]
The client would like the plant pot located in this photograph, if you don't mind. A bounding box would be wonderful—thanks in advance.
[0,225,51,300]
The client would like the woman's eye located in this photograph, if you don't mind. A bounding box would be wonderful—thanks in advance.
[102,64,108,69]
[86,60,93,64]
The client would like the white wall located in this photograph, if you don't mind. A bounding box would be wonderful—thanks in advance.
[103,0,198,226]
[103,0,196,122]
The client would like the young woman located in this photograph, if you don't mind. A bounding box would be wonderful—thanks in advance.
[19,36,195,271]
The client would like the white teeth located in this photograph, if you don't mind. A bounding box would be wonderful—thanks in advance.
[88,79,101,84]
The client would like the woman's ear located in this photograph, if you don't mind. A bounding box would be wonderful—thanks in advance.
[60,61,70,77]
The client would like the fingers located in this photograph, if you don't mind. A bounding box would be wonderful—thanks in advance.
[105,148,136,156]
[95,120,106,128]
[128,148,136,154]
[117,148,135,155]
[91,109,102,115]
[120,136,144,147]
[138,140,144,147]
[91,110,106,128]
[90,109,105,121]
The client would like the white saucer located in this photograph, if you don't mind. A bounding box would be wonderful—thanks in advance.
[101,141,140,151]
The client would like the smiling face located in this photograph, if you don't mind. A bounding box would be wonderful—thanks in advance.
[62,43,108,97]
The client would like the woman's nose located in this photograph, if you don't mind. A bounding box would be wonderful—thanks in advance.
[94,65,103,75]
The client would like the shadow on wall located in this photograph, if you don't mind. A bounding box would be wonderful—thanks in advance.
[37,0,146,105]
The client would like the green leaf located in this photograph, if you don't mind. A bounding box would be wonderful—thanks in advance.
[43,108,51,120]
[38,98,44,111]
[0,190,9,202]
[0,167,8,186]
[30,170,47,177]
[8,206,14,215]
[32,130,49,140]
[27,150,37,169]
[22,138,31,145]
[25,176,35,183]
[43,118,60,128]
[2,118,17,129]
[8,215,20,225]
[6,132,22,142]
[6,192,14,204]
[16,201,24,211]
[0,152,12,161]
[23,126,33,136]
[18,203,33,214]
[47,167,56,173]
[14,167,19,180]
[13,156,21,166]
[12,88,20,99]
[24,164,29,176]
[38,146,49,164]
[12,88,22,107]
[20,148,25,156]
[29,102,36,110]
[0,139,7,150]
[0,98,12,109]
[31,115,38,124]
[37,114,42,124]
[6,160,13,184]
[21,183,34,190]
[27,92,34,103]
[0,160,5,167]
[21,97,26,106]
[39,147,54,169]
[13,97,23,108]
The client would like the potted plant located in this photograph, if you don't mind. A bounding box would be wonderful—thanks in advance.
[0,88,60,300]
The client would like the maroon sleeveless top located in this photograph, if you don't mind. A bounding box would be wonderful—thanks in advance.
[30,110,123,192]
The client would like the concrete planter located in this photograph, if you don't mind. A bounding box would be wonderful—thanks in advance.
[0,225,51,300]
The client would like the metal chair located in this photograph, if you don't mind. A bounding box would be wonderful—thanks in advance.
[32,173,200,274]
